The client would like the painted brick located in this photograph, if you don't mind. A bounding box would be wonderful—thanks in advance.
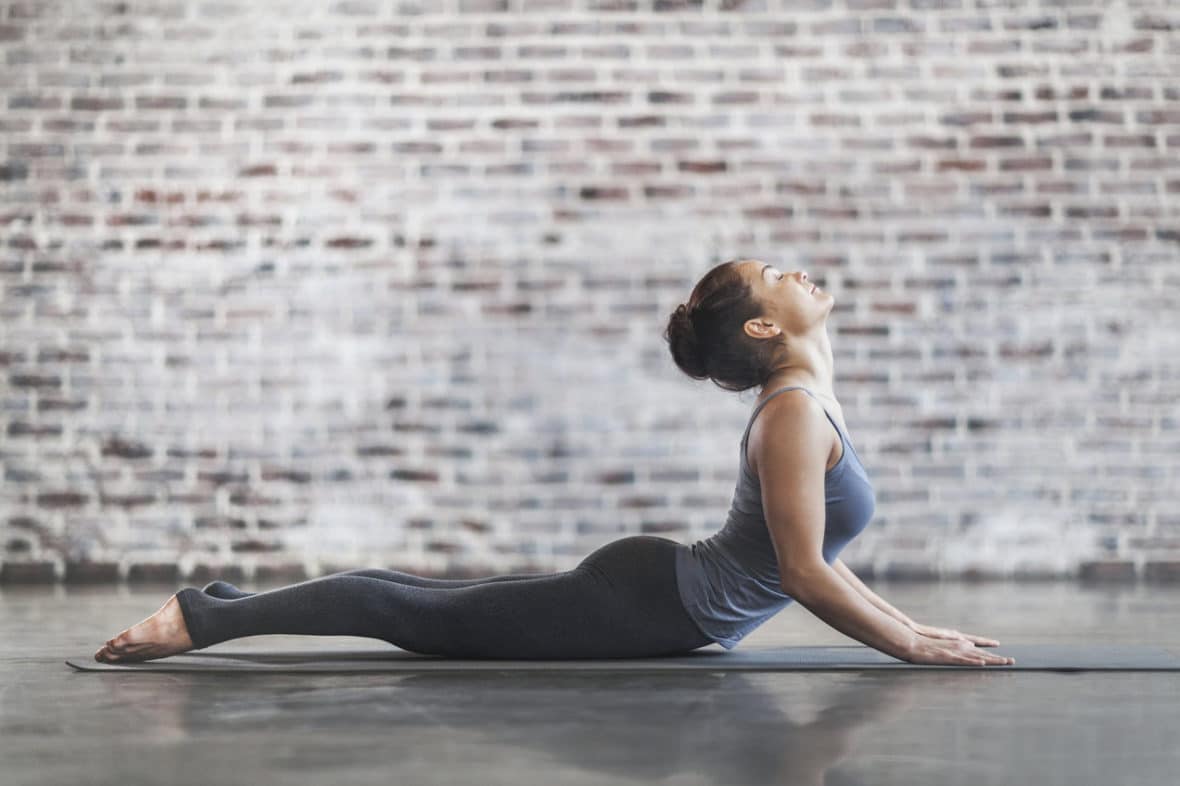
[0,0,1175,585]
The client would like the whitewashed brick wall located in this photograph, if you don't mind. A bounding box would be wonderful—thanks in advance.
[1,0,1178,584]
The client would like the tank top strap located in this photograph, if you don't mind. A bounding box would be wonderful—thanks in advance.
[742,385,846,448]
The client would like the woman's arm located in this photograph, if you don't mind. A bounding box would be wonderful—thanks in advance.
[830,558,915,628]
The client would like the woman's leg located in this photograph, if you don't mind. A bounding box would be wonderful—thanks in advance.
[175,535,712,659]
[201,568,559,600]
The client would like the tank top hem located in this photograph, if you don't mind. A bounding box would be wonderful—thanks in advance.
[674,544,741,649]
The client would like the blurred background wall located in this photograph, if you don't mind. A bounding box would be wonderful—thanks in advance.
[1,0,1177,585]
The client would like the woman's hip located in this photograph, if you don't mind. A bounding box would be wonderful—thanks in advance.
[576,534,711,650]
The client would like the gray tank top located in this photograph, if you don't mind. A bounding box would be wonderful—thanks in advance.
[675,386,877,649]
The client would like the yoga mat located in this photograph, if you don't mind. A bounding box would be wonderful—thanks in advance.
[66,643,1180,673]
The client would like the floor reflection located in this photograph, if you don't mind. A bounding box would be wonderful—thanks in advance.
[84,666,1014,785]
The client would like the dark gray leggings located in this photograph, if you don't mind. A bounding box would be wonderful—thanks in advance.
[174,535,715,659]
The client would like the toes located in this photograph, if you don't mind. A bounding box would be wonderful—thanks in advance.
[109,629,141,651]
[104,636,156,656]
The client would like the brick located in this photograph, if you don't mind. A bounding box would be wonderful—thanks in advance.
[101,436,153,459]
[127,563,181,583]
[969,135,1024,149]
[1078,561,1137,582]
[36,491,87,508]
[936,158,985,171]
[0,561,57,583]
[188,564,248,584]
[64,561,120,584]
[999,155,1053,172]
[135,95,186,110]
[70,96,124,111]
[254,563,308,583]
[677,160,726,174]
[1144,562,1180,582]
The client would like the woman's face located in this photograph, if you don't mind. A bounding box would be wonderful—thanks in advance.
[741,259,833,335]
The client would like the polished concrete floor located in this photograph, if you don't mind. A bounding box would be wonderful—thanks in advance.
[2,580,1178,786]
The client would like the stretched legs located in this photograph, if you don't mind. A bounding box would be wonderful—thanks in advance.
[103,535,713,661]
[177,568,678,659]
[201,567,559,599]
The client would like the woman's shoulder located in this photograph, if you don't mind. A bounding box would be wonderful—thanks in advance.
[745,389,837,478]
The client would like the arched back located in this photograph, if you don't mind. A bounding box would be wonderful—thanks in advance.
[673,386,876,650]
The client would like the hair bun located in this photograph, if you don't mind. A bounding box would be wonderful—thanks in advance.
[665,303,707,379]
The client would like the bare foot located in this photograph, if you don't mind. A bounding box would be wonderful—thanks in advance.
[94,593,194,663]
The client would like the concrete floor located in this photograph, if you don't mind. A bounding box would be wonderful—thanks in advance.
[2,580,1178,786]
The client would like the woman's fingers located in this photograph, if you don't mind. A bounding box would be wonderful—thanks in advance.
[959,648,1015,666]
[948,639,1014,666]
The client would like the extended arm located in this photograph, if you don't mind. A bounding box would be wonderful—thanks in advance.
[830,558,915,628]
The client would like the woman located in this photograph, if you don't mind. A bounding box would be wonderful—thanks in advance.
[95,258,1013,666]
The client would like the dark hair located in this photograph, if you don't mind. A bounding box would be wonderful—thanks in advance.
[663,258,784,392]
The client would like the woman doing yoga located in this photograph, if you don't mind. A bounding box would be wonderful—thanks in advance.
[95,258,1013,666]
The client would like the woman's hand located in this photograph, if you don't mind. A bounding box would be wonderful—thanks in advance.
[900,620,1015,666]
[906,620,1001,648]
[903,635,1015,667]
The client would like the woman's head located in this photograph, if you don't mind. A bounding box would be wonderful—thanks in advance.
[664,258,833,392]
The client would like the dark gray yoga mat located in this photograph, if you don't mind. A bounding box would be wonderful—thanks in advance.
[65,643,1180,673]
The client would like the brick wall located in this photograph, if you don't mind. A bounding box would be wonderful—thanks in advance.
[1,0,1178,585]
